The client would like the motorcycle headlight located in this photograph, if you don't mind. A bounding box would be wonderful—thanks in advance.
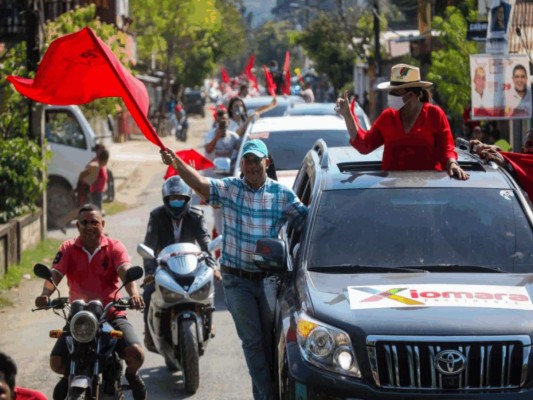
[296,312,361,378]
[189,280,212,301]
[70,311,98,343]
[160,285,185,302]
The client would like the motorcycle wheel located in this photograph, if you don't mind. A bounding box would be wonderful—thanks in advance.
[180,319,200,394]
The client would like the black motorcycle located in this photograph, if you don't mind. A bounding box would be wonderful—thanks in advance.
[33,263,144,400]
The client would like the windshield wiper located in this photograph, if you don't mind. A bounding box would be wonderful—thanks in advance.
[400,264,504,273]
[308,265,428,273]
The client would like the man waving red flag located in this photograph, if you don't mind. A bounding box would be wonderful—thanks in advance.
[6,27,164,148]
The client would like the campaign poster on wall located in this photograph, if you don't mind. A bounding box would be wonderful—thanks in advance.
[485,0,515,54]
[470,54,531,120]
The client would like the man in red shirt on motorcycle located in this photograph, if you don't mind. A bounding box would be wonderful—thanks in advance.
[34,204,147,400]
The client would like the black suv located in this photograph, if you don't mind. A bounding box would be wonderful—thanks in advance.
[254,140,533,400]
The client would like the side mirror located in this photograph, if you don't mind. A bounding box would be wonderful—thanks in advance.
[253,238,288,273]
[124,266,144,284]
[213,157,231,175]
[34,263,53,282]
[137,243,155,259]
[208,235,223,252]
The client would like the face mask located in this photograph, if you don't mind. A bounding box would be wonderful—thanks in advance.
[387,94,406,111]
[169,199,185,208]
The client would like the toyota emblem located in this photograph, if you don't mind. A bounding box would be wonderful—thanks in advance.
[434,349,466,375]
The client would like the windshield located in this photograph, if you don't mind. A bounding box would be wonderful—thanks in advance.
[308,188,533,272]
[249,130,350,170]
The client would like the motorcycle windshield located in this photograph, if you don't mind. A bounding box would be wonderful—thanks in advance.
[167,253,198,275]
[158,243,200,275]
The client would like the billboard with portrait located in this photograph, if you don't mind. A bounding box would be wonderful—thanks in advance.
[470,54,531,120]
[485,0,515,53]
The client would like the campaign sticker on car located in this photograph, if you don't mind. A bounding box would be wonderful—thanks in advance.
[249,132,270,139]
[347,284,533,310]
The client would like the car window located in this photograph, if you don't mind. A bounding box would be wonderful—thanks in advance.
[45,110,87,150]
[249,130,350,170]
[308,188,533,272]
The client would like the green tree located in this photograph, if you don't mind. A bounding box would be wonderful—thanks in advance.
[294,6,376,93]
[132,0,246,90]
[426,3,478,124]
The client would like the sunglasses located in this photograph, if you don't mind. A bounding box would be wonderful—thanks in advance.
[79,220,101,227]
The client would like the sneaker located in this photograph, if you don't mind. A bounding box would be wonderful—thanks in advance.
[126,372,147,400]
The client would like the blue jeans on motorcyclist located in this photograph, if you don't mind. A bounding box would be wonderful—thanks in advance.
[222,272,280,400]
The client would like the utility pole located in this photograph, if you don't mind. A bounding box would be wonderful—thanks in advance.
[373,0,382,115]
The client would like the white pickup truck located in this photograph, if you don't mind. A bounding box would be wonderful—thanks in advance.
[45,105,114,227]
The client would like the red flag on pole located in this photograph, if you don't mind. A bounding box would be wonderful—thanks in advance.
[243,54,258,90]
[221,67,230,84]
[263,65,276,96]
[164,148,215,179]
[6,27,164,148]
[282,51,291,95]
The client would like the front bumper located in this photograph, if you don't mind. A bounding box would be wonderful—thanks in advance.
[285,342,533,400]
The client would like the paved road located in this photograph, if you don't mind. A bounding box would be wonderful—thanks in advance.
[0,112,252,399]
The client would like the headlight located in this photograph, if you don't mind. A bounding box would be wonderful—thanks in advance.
[296,312,361,378]
[70,311,98,343]
[159,285,185,302]
[189,280,211,301]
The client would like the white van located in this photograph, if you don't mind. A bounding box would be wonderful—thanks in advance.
[45,105,114,227]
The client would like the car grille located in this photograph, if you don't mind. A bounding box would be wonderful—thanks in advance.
[367,335,530,391]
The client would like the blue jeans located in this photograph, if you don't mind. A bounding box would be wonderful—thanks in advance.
[222,273,280,400]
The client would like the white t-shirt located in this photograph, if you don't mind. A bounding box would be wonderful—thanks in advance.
[203,128,240,162]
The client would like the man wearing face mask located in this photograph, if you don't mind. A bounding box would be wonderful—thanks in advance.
[142,176,219,351]
[337,63,469,180]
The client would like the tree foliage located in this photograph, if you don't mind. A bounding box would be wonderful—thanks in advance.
[0,138,47,223]
[294,6,376,93]
[426,3,478,122]
[131,0,246,92]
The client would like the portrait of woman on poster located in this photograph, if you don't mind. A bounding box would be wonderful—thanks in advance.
[490,1,511,33]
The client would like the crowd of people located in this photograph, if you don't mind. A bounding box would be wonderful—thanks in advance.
[5,58,533,400]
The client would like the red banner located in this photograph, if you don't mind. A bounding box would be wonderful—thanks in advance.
[6,27,164,148]
[221,67,230,84]
[164,148,214,179]
[282,51,291,95]
[501,152,533,200]
[263,65,276,96]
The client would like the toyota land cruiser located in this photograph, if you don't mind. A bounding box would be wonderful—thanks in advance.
[254,140,533,399]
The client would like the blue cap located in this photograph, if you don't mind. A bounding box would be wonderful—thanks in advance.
[242,139,268,159]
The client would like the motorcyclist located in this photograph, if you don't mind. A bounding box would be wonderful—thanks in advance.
[142,176,220,350]
[34,203,147,400]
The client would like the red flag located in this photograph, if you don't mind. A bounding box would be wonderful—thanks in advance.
[164,149,215,179]
[263,65,276,96]
[6,27,164,148]
[243,54,258,90]
[501,152,533,200]
[221,67,230,84]
[282,51,291,95]
[350,98,363,132]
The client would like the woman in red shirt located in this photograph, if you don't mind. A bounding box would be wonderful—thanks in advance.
[337,63,469,180]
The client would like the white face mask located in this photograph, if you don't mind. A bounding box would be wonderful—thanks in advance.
[387,94,406,111]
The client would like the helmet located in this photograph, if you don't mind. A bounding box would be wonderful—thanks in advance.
[162,176,192,219]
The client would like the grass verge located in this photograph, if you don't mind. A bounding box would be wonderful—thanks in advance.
[0,238,62,309]
[103,200,129,216]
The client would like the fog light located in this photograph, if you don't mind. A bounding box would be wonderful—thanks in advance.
[335,348,353,370]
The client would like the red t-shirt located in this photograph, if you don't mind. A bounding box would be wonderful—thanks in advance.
[350,103,457,171]
[52,235,130,319]
[14,387,48,400]
[90,166,108,193]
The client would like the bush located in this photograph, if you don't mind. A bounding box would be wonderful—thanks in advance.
[0,138,46,223]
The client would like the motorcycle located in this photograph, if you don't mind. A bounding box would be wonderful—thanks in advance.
[136,236,222,394]
[32,263,144,400]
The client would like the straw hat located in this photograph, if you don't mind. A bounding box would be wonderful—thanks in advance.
[377,64,433,90]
